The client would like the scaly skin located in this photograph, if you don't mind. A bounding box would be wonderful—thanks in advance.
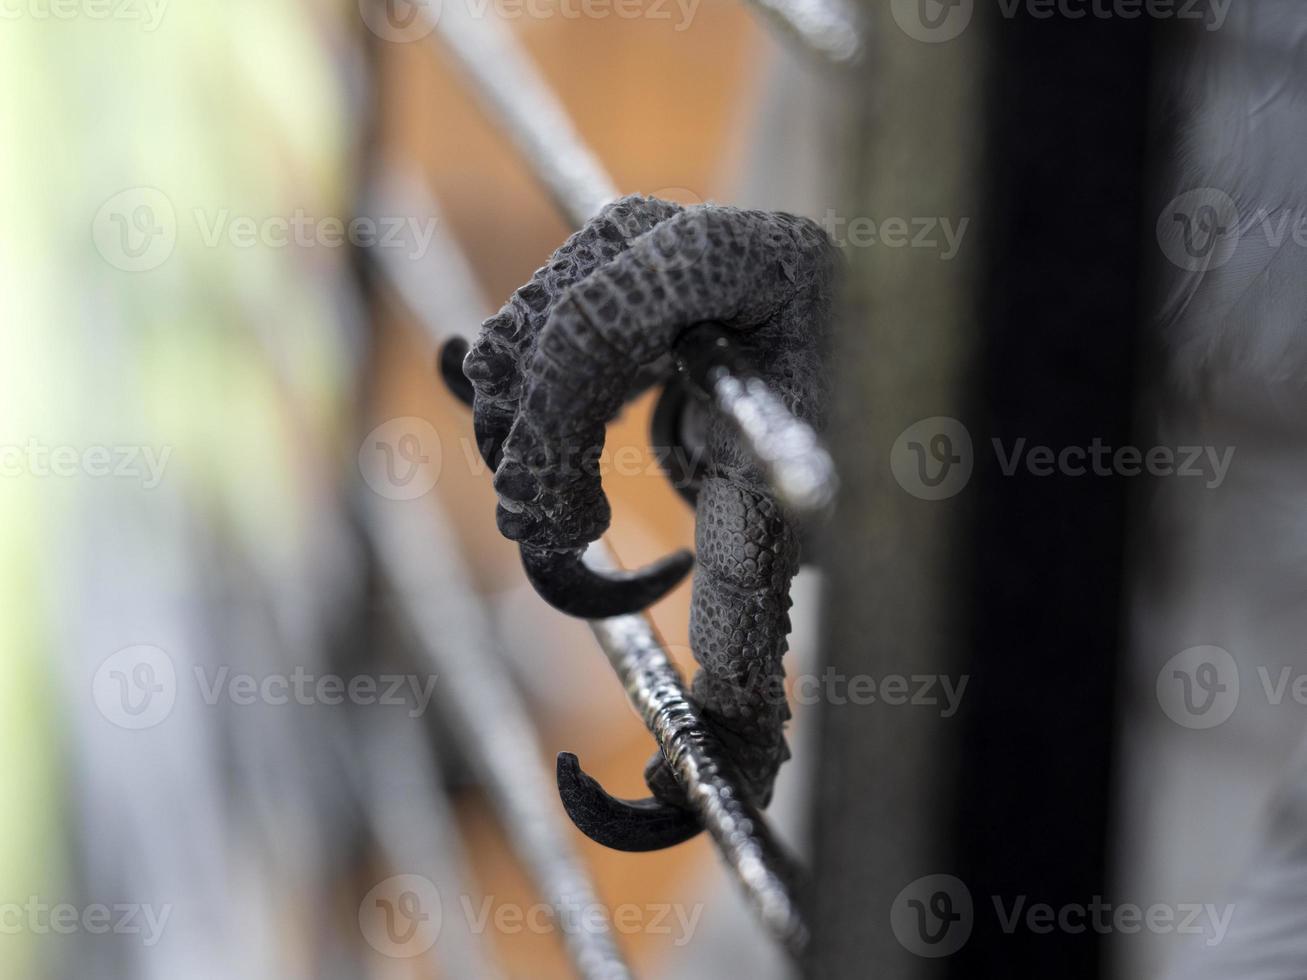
[464,194,836,811]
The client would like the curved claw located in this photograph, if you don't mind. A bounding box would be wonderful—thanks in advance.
[520,546,693,620]
[557,752,702,852]
[438,337,475,408]
[650,379,705,510]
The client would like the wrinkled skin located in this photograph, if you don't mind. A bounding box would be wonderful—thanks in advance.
[464,194,836,820]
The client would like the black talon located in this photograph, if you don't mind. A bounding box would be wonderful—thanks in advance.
[650,378,706,510]
[520,546,693,620]
[439,337,475,408]
[443,331,694,618]
[557,752,702,852]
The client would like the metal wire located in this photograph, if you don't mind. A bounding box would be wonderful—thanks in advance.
[339,704,503,979]
[366,169,812,957]
[426,0,837,519]
[585,545,810,956]
[433,0,618,229]
[674,321,837,516]
[740,0,864,65]
[360,175,633,980]
[363,487,634,980]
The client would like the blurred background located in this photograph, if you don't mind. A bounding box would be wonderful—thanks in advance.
[0,1,837,977]
[7,1,1307,978]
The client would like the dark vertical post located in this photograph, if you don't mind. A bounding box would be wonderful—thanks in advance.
[810,6,1153,979]
[953,10,1154,980]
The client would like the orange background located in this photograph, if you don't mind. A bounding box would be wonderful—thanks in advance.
[371,6,777,975]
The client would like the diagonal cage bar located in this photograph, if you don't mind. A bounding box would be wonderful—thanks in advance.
[673,322,837,515]
[358,170,634,980]
[425,0,838,520]
[582,545,810,954]
[734,0,864,65]
[365,167,812,958]
[427,0,617,228]
[362,485,636,980]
